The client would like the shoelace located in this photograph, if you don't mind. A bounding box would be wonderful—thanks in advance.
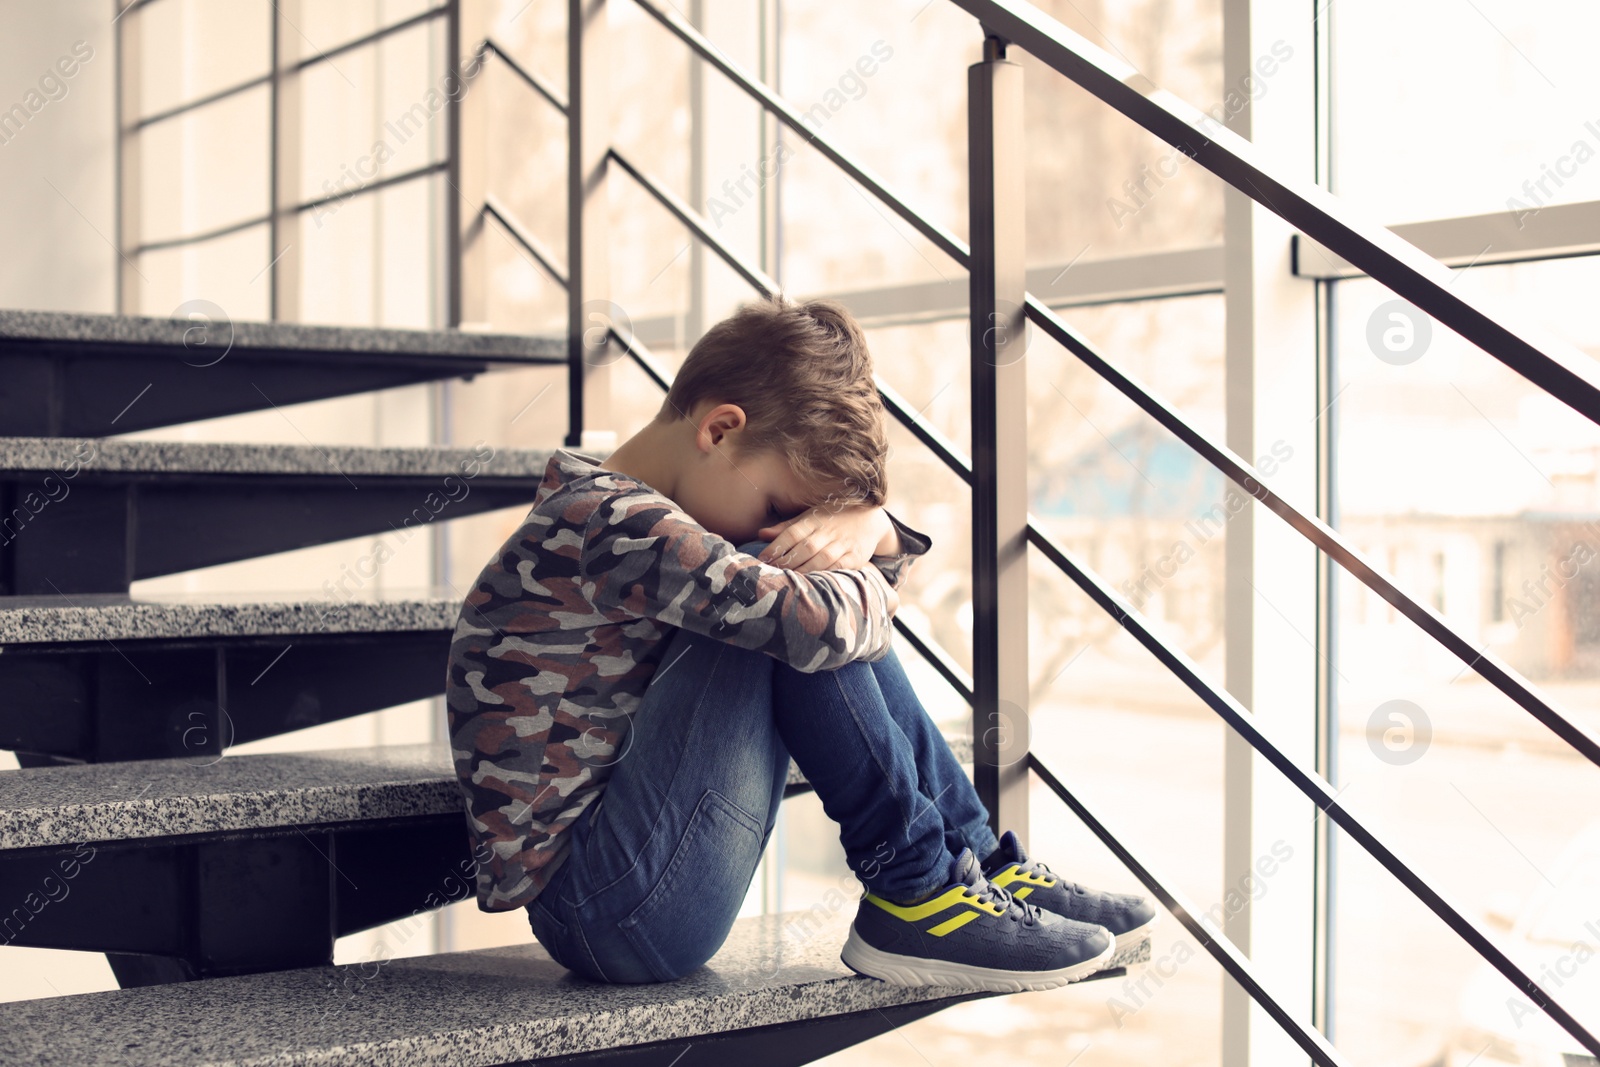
[967,875,1043,926]
[1013,856,1085,894]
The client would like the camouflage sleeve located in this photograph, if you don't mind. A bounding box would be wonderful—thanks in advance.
[579,488,894,672]
[869,508,933,590]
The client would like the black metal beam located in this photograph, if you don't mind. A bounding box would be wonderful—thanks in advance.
[485,196,569,287]
[627,0,968,270]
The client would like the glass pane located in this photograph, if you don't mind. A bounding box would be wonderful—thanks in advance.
[1021,0,1227,267]
[138,0,271,120]
[777,0,972,294]
[1330,256,1600,1062]
[296,0,438,59]
[298,19,442,210]
[1332,0,1600,222]
[1027,296,1228,1066]
[483,0,566,92]
[299,171,441,328]
[137,222,271,322]
[482,53,567,291]
[374,16,446,179]
[776,0,1226,302]
[139,84,270,246]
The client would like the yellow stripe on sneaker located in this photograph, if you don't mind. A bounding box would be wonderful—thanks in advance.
[989,866,1053,893]
[926,911,981,936]
[864,885,1004,919]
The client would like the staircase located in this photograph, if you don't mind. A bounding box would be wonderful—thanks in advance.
[9,0,1599,1062]
[0,309,1147,1064]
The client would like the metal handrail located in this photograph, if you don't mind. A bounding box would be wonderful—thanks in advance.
[608,148,780,295]
[544,63,1600,1062]
[949,0,1600,428]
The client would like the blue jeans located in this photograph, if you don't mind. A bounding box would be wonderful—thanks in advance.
[526,539,1000,983]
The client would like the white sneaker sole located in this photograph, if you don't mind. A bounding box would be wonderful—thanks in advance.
[1114,915,1156,953]
[840,926,1116,993]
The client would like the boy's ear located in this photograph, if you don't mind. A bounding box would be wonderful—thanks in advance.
[697,402,748,450]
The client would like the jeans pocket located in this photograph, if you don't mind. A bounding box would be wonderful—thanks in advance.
[618,788,763,981]
[528,889,570,963]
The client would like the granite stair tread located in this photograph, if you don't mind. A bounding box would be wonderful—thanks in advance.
[0,739,976,851]
[0,308,564,365]
[0,742,458,851]
[0,436,553,478]
[0,904,1007,1067]
[0,585,466,643]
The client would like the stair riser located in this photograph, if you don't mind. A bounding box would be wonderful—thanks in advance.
[0,816,472,984]
[0,475,543,595]
[1,631,451,764]
[0,348,517,437]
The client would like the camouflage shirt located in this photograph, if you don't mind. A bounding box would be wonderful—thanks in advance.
[444,446,933,912]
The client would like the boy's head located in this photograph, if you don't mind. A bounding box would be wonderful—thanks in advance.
[651,292,889,543]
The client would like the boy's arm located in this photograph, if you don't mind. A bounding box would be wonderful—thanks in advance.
[578,488,895,671]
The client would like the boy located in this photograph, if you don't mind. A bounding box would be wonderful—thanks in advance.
[444,292,1153,991]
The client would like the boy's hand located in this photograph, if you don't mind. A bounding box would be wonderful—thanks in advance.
[756,502,892,575]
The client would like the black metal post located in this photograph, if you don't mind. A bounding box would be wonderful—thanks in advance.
[968,33,1029,841]
[566,0,611,448]
[445,0,463,328]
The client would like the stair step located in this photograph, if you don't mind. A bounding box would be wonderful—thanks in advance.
[0,738,976,848]
[0,585,460,645]
[0,308,565,437]
[0,742,456,851]
[0,906,1017,1067]
[0,434,553,477]
[0,739,995,989]
[0,588,465,764]
[0,438,554,595]
[0,586,972,770]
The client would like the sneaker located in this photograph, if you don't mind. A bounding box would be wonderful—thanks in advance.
[980,830,1157,955]
[839,846,1114,993]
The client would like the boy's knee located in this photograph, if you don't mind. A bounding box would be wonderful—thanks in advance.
[737,538,772,556]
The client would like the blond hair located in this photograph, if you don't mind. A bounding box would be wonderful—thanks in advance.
[655,291,888,508]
